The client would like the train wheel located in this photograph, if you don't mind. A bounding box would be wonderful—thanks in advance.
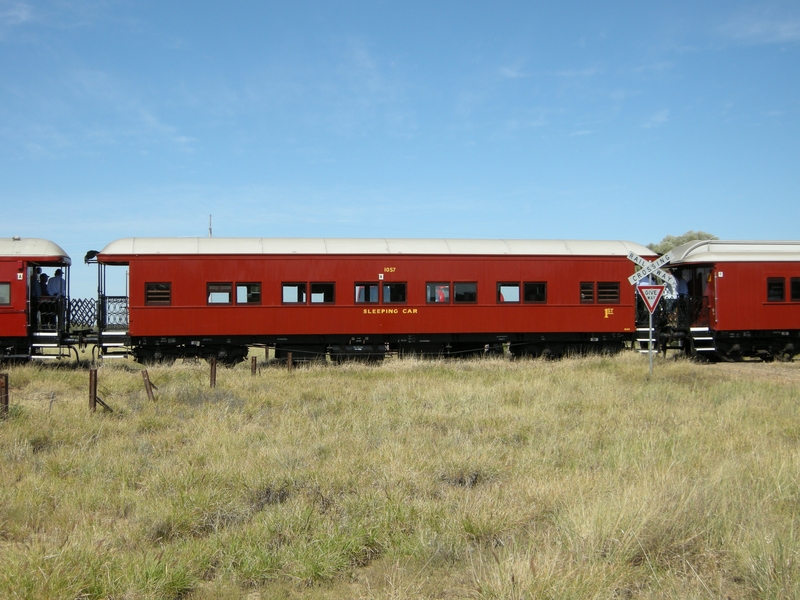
[772,344,794,362]
[134,348,175,366]
[133,348,154,364]
[485,344,504,358]
[515,344,545,359]
[206,346,248,367]
[540,347,557,360]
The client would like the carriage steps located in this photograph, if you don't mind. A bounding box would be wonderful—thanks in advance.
[636,327,717,356]
[689,327,717,354]
[98,330,129,360]
[635,328,657,353]
[30,332,70,360]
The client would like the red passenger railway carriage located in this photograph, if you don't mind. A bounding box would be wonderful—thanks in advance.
[95,237,656,364]
[0,237,71,360]
[663,240,800,361]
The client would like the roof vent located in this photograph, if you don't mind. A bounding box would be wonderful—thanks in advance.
[12,236,21,241]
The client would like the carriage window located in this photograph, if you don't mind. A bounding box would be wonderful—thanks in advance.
[283,283,307,304]
[767,278,785,302]
[383,282,407,303]
[597,282,620,304]
[311,283,335,304]
[145,283,171,306]
[208,283,232,304]
[580,282,594,303]
[427,283,450,303]
[0,282,9,305]
[792,278,800,302]
[524,282,547,303]
[497,283,520,303]
[355,283,379,303]
[454,282,477,303]
[236,283,261,304]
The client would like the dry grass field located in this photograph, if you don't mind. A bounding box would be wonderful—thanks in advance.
[1,351,799,599]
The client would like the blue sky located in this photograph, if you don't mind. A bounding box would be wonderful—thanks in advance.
[1,1,799,297]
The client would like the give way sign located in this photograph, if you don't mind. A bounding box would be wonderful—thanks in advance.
[637,285,665,314]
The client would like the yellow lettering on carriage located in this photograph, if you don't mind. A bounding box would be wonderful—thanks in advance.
[363,308,407,315]
[362,308,418,316]
[604,308,614,318]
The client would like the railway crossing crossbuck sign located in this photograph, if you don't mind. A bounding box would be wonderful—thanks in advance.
[627,251,677,293]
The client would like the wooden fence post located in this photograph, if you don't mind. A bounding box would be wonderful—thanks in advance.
[0,373,9,420]
[89,369,97,413]
[142,370,155,401]
[210,357,217,388]
[287,351,293,372]
[251,356,257,376]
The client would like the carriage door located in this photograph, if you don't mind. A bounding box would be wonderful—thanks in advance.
[686,266,713,327]
[0,260,28,335]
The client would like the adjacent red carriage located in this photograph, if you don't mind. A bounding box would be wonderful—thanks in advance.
[664,240,800,361]
[94,237,655,364]
[0,237,72,360]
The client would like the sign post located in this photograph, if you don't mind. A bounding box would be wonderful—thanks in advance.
[637,285,665,375]
[628,251,675,375]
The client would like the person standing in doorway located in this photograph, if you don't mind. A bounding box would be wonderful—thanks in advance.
[46,269,65,329]
[31,266,42,326]
[46,269,65,297]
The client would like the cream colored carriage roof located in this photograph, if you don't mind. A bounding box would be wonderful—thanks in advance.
[669,240,800,264]
[98,237,656,259]
[0,237,71,265]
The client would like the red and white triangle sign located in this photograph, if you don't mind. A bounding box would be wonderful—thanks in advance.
[637,285,665,313]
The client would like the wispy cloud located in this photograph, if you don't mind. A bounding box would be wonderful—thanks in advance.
[642,109,669,129]
[609,89,632,101]
[720,9,800,44]
[555,67,600,78]
[631,61,674,74]
[499,65,529,79]
[322,37,416,138]
[5,67,197,156]
[137,107,196,148]
[0,0,114,31]
[345,38,385,98]
[21,125,72,157]
[506,115,549,130]
[0,0,32,26]
[455,90,487,118]
[66,69,195,148]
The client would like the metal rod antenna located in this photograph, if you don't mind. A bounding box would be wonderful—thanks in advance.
[209,215,212,238]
